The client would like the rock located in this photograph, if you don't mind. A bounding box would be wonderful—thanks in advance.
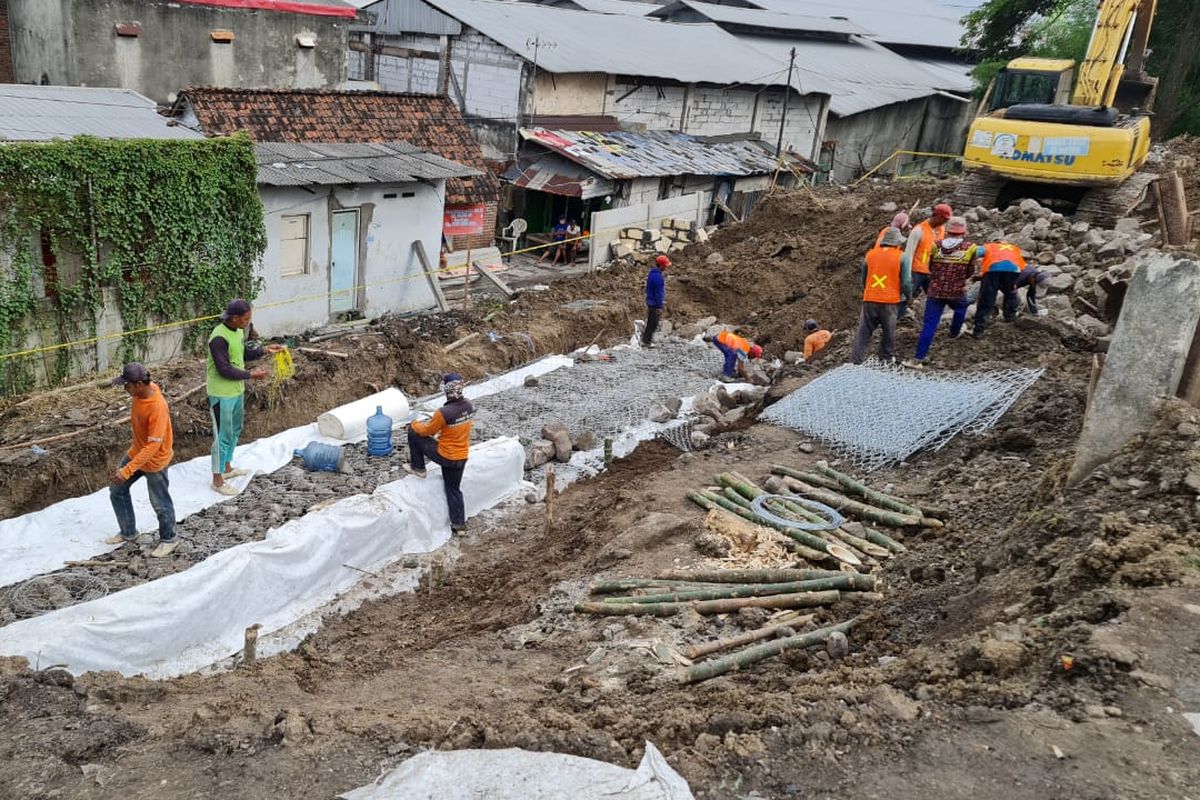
[733,386,767,405]
[1018,198,1043,214]
[1033,217,1052,234]
[799,442,814,453]
[1097,236,1129,257]
[571,430,597,451]
[1071,221,1091,236]
[826,631,849,659]
[1042,294,1076,319]
[1089,633,1139,667]
[523,375,539,388]
[1045,273,1076,293]
[1103,705,1123,718]
[696,315,717,328]
[962,639,1028,676]
[1129,669,1174,690]
[676,323,703,339]
[745,364,771,386]
[648,402,677,424]
[662,397,682,415]
[880,201,898,213]
[1082,228,1105,249]
[524,491,538,504]
[690,431,711,449]
[36,668,75,688]
[784,350,805,365]
[716,385,738,409]
[692,393,723,420]
[540,422,569,441]
[719,407,748,427]
[1075,314,1110,337]
[871,685,921,722]
[1036,250,1056,265]
[659,320,674,336]
[694,531,730,557]
[1055,253,1071,265]
[964,210,979,223]
[1084,703,1108,719]
[1114,218,1142,235]
[81,764,116,787]
[1176,422,1200,437]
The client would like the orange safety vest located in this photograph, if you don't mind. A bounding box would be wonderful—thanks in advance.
[715,330,750,354]
[911,220,944,275]
[863,245,903,304]
[979,242,1028,276]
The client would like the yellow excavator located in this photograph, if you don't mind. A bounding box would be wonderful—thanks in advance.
[956,0,1158,224]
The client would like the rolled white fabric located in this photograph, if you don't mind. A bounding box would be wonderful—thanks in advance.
[317,387,410,440]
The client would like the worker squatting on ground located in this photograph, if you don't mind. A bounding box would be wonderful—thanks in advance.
[906,216,980,369]
[105,363,178,558]
[802,319,832,361]
[899,203,951,318]
[407,374,475,533]
[643,255,668,347]
[705,330,763,381]
[853,226,909,364]
[206,299,283,496]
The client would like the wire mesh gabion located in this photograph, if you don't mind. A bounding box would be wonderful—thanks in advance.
[9,571,109,618]
[657,419,696,452]
[759,360,1044,471]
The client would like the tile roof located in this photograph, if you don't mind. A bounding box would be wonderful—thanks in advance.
[255,141,479,185]
[174,88,498,205]
[0,84,204,142]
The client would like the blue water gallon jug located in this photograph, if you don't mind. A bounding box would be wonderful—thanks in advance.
[293,442,345,473]
[366,405,394,457]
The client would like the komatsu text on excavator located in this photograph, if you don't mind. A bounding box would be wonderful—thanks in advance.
[956,0,1158,224]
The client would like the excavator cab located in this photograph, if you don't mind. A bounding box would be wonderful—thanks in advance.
[987,58,1075,112]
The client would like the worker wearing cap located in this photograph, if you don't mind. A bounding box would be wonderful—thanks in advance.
[875,212,911,246]
[105,363,178,558]
[705,329,762,381]
[973,239,1027,338]
[899,203,951,317]
[802,319,832,361]
[853,226,908,364]
[643,255,668,347]
[906,216,979,368]
[407,373,474,532]
[206,299,283,496]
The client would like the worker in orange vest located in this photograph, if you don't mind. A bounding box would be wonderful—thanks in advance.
[972,239,1027,338]
[853,226,909,364]
[899,203,951,318]
[802,319,832,361]
[705,329,763,381]
[875,212,910,247]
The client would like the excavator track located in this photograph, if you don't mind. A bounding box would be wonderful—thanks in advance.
[1072,171,1158,228]
[951,172,1008,211]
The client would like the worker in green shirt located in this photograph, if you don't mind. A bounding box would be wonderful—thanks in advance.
[207,299,282,496]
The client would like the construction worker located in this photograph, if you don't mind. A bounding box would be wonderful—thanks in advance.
[407,373,475,533]
[906,216,979,368]
[802,319,832,361]
[972,239,1027,338]
[899,203,951,318]
[1015,266,1049,315]
[875,212,910,246]
[643,254,668,347]
[705,329,762,381]
[853,226,908,364]
[105,363,178,558]
[207,299,283,496]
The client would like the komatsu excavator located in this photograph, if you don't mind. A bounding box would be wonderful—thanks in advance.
[956,0,1158,224]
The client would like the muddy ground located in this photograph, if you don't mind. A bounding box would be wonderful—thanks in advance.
[2,177,1200,798]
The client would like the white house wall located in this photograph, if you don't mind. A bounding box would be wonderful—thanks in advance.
[254,181,443,337]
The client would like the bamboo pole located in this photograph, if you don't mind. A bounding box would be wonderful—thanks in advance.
[656,568,845,583]
[589,578,730,594]
[681,619,857,683]
[828,527,891,559]
[775,463,947,521]
[813,461,923,517]
[545,466,555,534]
[687,492,840,564]
[683,617,814,660]
[574,590,840,617]
[779,476,924,529]
[602,574,877,604]
[862,527,907,554]
[243,623,261,667]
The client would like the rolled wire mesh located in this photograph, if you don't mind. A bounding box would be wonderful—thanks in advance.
[657,419,696,452]
[9,571,109,618]
[472,340,724,443]
[760,360,1044,471]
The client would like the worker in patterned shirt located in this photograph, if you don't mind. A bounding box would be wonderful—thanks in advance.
[407,373,475,532]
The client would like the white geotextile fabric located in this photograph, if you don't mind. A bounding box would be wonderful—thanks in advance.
[0,356,573,589]
[0,437,525,677]
[339,742,693,800]
[319,387,411,440]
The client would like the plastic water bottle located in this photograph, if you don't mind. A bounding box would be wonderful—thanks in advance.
[293,442,345,472]
[366,405,394,457]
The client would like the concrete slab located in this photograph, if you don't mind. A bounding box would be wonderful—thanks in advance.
[1069,253,1200,483]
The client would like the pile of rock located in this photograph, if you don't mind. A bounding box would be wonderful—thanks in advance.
[525,423,598,468]
[609,219,713,261]
[687,383,768,448]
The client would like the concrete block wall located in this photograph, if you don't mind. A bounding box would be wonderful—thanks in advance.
[446,201,498,252]
[824,99,928,183]
[684,86,757,136]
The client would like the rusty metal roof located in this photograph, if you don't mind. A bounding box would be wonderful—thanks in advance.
[518,128,785,180]
[255,141,478,186]
[504,152,617,198]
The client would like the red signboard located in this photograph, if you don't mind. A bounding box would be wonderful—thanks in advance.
[443,204,487,237]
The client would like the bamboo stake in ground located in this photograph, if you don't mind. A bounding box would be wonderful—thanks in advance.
[779,476,925,529]
[682,619,857,684]
[656,568,845,584]
[574,589,840,617]
[243,623,261,667]
[683,616,814,660]
[545,466,555,534]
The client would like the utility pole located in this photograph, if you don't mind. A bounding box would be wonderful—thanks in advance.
[525,36,557,124]
[776,47,796,159]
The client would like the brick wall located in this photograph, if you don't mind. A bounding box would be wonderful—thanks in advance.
[0,2,13,84]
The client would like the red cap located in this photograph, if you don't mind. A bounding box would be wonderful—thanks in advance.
[749,344,763,359]
[655,255,671,267]
[933,203,953,219]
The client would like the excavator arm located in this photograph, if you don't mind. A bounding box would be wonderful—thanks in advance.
[1072,0,1157,108]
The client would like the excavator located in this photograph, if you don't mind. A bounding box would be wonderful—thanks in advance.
[955,0,1158,224]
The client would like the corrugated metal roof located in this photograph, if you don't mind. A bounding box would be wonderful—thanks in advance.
[519,128,780,180]
[0,85,205,142]
[421,0,799,86]
[549,0,657,15]
[503,151,617,198]
[909,56,974,93]
[355,0,462,35]
[749,0,966,50]
[648,1,868,36]
[255,141,479,185]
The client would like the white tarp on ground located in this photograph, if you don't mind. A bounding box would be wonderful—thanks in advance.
[0,437,525,677]
[0,356,573,589]
[340,742,693,800]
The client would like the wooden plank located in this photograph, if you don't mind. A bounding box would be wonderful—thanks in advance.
[472,260,514,298]
[413,240,449,313]
[1156,171,1191,246]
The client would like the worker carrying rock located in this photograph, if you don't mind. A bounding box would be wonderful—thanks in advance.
[972,239,1027,338]
[853,226,909,364]
[906,216,979,369]
[407,373,475,533]
[802,319,832,361]
[704,329,762,381]
[899,203,951,318]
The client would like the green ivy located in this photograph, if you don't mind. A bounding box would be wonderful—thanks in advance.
[0,135,265,394]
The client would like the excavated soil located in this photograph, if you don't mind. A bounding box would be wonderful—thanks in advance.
[3,176,1200,799]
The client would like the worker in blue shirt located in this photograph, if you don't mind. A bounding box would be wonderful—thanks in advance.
[642,254,668,347]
